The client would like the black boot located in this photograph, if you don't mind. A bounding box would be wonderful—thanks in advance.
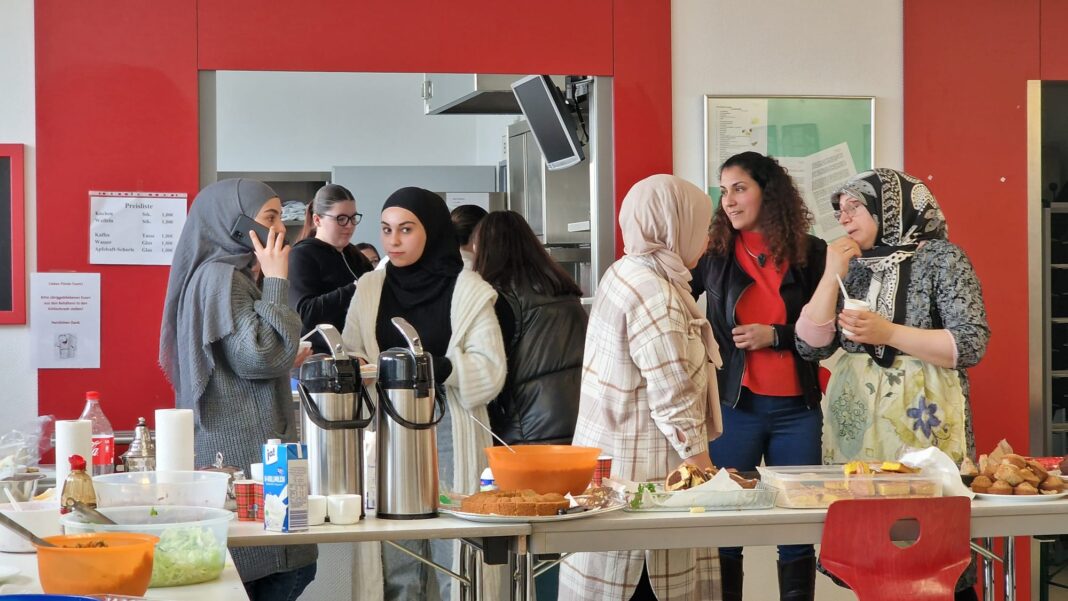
[720,555,743,601]
[777,556,815,601]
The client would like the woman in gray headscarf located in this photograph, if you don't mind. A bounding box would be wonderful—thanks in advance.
[159,178,316,601]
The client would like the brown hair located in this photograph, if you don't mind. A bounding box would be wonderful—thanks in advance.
[708,152,814,267]
[299,183,356,241]
[473,210,583,297]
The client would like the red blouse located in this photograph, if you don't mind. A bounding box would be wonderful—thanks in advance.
[734,230,802,397]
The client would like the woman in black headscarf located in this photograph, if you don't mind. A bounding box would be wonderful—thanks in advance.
[342,187,506,600]
[159,178,316,601]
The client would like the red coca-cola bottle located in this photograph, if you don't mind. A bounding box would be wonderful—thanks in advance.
[79,391,115,475]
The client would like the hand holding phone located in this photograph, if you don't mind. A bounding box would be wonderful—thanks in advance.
[231,214,289,279]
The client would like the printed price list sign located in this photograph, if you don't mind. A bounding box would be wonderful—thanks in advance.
[89,191,187,265]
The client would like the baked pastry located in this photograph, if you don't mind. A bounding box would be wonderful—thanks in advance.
[1040,475,1065,493]
[460,489,569,516]
[665,463,716,491]
[1026,460,1049,482]
[1002,454,1028,469]
[960,457,979,477]
[987,480,1014,495]
[970,475,993,494]
[1014,482,1038,496]
[875,481,911,496]
[993,464,1023,486]
[1018,468,1041,487]
[910,480,940,496]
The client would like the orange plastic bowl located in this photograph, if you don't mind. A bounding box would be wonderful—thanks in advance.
[485,445,600,495]
[35,532,158,596]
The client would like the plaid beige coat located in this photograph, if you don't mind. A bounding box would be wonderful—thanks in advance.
[559,256,720,601]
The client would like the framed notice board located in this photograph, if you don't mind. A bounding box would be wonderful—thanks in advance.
[704,96,874,240]
[0,145,26,324]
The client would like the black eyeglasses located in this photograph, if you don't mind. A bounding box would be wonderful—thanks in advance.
[319,212,362,227]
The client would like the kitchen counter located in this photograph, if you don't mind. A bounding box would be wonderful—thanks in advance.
[0,550,248,599]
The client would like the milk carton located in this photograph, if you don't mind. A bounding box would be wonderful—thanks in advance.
[262,439,309,532]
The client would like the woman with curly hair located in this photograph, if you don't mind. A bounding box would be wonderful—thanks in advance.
[691,152,826,601]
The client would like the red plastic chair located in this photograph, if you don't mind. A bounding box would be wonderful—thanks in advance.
[819,496,971,601]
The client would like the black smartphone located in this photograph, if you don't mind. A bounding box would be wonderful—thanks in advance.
[229,214,286,250]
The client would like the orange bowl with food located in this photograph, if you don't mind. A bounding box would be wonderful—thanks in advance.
[485,445,600,495]
[35,532,158,596]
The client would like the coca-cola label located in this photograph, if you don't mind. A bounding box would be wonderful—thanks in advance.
[91,435,115,466]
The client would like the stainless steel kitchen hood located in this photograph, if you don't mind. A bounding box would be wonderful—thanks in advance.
[422,74,564,115]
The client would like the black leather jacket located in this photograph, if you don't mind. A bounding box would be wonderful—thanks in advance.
[488,285,588,445]
[691,235,827,409]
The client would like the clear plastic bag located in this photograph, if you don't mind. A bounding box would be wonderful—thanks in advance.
[0,415,55,479]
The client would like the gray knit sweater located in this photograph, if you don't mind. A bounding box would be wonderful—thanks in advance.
[194,273,317,583]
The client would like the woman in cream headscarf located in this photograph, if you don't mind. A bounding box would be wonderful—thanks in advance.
[558,174,722,601]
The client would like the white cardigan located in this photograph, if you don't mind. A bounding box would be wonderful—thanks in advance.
[341,268,507,599]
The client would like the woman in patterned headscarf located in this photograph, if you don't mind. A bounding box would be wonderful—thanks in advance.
[795,169,989,600]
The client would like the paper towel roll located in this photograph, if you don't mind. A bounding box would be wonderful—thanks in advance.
[155,409,194,471]
[55,419,92,491]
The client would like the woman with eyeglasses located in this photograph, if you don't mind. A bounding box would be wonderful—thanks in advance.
[795,169,989,601]
[288,184,374,353]
[691,152,826,601]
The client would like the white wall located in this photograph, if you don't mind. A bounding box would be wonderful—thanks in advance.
[672,2,902,599]
[216,71,514,172]
[0,0,38,428]
[672,0,904,187]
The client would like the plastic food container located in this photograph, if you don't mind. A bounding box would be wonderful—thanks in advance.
[61,505,233,588]
[0,500,62,552]
[485,445,600,495]
[35,532,158,596]
[758,465,943,508]
[92,471,229,508]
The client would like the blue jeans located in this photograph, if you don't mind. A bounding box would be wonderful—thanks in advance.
[243,562,317,601]
[709,389,822,562]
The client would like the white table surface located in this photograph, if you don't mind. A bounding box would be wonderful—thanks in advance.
[228,514,530,547]
[526,498,1068,554]
[0,550,248,599]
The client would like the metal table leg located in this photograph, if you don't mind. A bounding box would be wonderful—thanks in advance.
[508,537,533,601]
[984,537,996,601]
[1005,536,1016,601]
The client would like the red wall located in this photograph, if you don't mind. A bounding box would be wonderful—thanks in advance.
[905,1,1041,598]
[34,2,672,428]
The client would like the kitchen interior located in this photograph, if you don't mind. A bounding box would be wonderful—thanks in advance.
[200,71,615,299]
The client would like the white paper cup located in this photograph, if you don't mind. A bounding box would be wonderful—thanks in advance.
[307,494,327,526]
[842,299,871,338]
[327,494,362,525]
[249,462,264,482]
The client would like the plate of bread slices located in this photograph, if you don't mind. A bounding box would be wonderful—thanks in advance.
[439,487,623,522]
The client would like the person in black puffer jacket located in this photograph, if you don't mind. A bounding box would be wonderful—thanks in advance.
[288,184,373,353]
[473,210,587,445]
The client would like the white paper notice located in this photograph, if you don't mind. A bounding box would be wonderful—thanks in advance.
[779,142,858,241]
[30,272,101,369]
[444,192,490,212]
[708,99,769,188]
[89,191,187,265]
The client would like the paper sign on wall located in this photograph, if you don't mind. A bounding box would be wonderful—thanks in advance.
[444,192,491,212]
[30,272,101,369]
[89,191,187,265]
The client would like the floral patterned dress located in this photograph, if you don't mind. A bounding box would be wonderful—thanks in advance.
[796,239,989,463]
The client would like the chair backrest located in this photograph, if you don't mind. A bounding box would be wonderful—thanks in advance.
[819,496,971,601]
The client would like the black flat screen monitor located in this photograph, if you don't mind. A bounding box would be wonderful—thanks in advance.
[511,75,585,171]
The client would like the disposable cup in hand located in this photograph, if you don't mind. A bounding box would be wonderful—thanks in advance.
[841,299,870,338]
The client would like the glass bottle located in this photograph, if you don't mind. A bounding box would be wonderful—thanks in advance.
[60,454,97,514]
[79,390,115,475]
